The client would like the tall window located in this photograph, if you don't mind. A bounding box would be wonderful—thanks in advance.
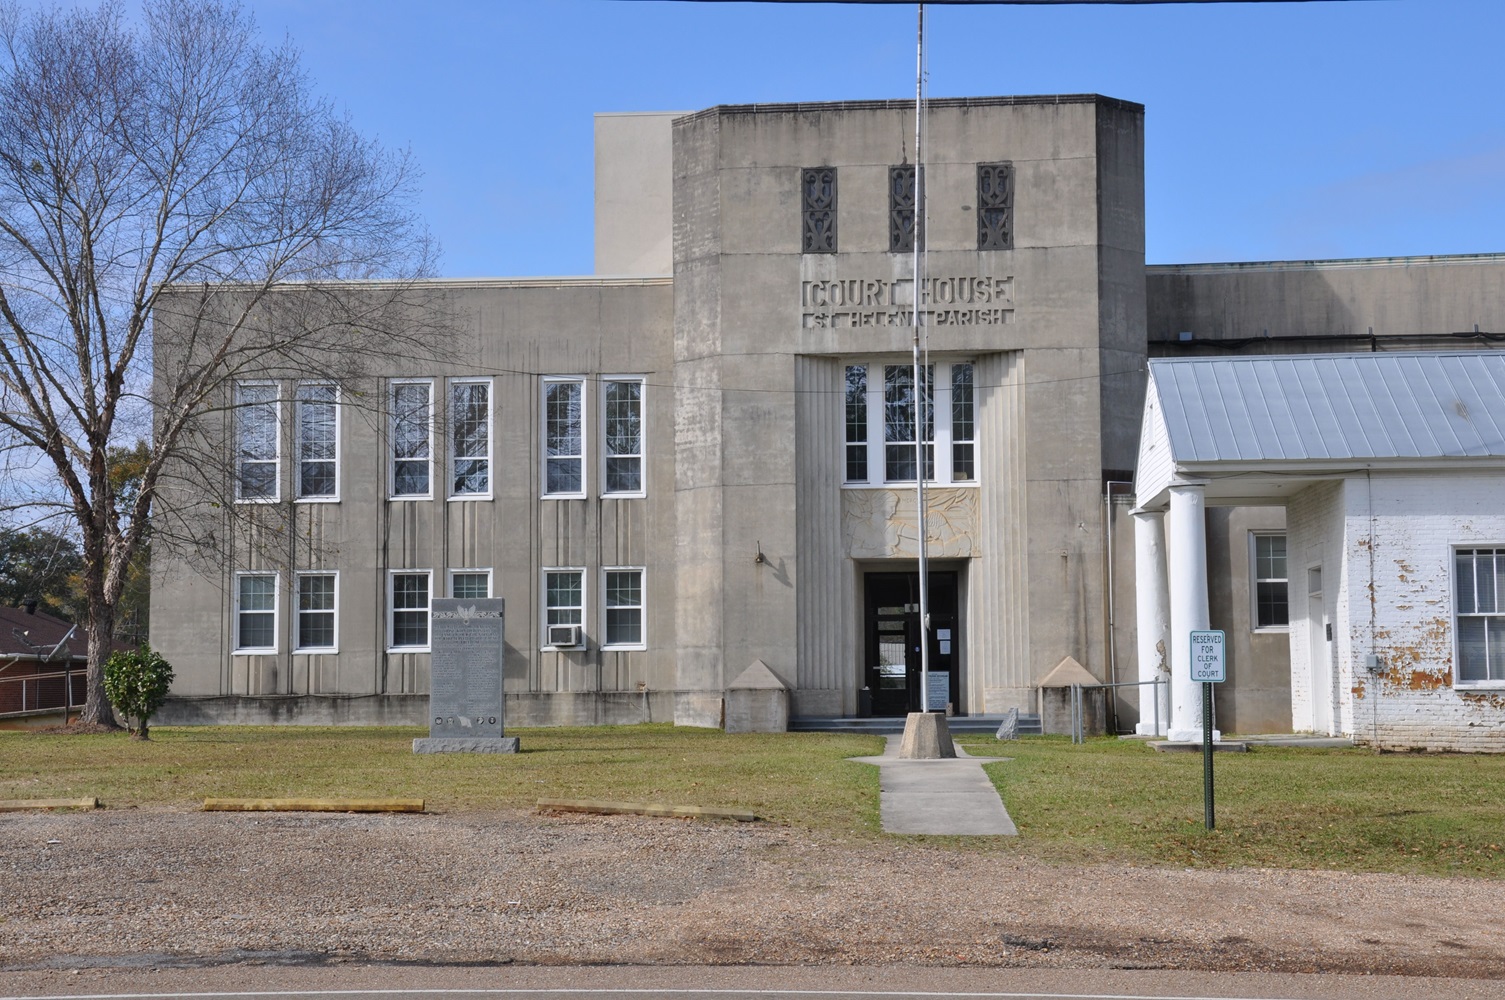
[603,378,643,495]
[884,364,933,483]
[543,378,584,496]
[844,361,975,486]
[977,162,1014,250]
[1456,548,1505,684]
[389,571,431,650]
[450,379,491,497]
[801,167,837,253]
[235,573,277,651]
[951,364,975,482]
[845,365,868,482]
[544,569,585,646]
[390,381,432,498]
[603,568,645,648]
[449,570,491,600]
[234,382,279,501]
[1252,534,1289,629]
[295,383,338,500]
[295,573,337,651]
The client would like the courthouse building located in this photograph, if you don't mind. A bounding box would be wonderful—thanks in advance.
[152,94,1505,741]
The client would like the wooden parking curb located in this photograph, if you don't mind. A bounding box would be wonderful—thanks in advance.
[0,798,100,811]
[202,797,425,813]
[537,798,757,822]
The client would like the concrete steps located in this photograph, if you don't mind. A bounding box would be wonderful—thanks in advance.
[789,714,1042,736]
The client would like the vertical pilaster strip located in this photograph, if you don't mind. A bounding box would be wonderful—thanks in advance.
[974,351,1028,712]
[794,356,847,712]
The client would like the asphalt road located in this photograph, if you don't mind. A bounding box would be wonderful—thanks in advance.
[1,965,1501,1000]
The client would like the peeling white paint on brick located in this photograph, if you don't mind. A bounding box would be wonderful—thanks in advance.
[1287,472,1505,752]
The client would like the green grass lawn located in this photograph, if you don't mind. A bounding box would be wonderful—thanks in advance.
[3,724,1503,877]
[956,733,1505,877]
[0,724,884,833]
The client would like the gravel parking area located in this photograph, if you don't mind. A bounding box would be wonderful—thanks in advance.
[3,808,1503,977]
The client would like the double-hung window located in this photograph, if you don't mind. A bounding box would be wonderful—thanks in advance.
[543,569,584,646]
[450,378,491,497]
[390,380,433,498]
[603,568,645,648]
[543,378,585,497]
[449,569,491,600]
[295,573,337,651]
[1456,548,1505,684]
[388,571,431,650]
[295,383,338,500]
[843,361,976,486]
[603,378,644,495]
[1251,533,1289,629]
[234,382,279,502]
[235,573,278,652]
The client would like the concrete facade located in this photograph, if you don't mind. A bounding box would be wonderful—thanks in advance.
[152,93,1505,734]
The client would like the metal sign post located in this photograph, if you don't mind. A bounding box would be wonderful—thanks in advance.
[1189,629,1226,831]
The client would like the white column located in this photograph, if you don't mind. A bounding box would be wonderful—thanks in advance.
[1132,509,1170,736]
[1167,483,1219,743]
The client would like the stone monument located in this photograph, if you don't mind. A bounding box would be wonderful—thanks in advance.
[413,598,518,753]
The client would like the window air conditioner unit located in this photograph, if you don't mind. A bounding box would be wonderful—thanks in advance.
[547,624,583,648]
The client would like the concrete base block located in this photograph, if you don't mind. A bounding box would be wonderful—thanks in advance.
[413,737,520,754]
[1149,739,1246,754]
[725,688,788,733]
[898,712,956,759]
[674,691,725,729]
[1167,727,1222,743]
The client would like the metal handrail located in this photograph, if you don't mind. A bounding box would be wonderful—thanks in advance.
[0,662,78,720]
[1069,676,1168,744]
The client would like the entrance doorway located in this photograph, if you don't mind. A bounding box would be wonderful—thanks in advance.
[864,571,959,716]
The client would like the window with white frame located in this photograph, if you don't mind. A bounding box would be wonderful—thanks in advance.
[295,573,337,651]
[1251,533,1289,629]
[235,573,277,651]
[843,361,975,485]
[603,378,644,495]
[543,378,584,496]
[1456,548,1505,684]
[450,379,491,497]
[603,568,644,648]
[449,569,491,600]
[390,380,432,498]
[388,571,431,650]
[845,366,868,482]
[234,382,279,501]
[543,569,584,642]
[951,364,975,482]
[295,383,338,500]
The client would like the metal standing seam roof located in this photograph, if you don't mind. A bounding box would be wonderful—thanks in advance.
[1148,352,1505,464]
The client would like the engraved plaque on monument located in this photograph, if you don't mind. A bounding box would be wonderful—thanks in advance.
[412,598,519,753]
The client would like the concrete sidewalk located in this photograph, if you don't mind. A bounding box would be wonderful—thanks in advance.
[851,735,1018,836]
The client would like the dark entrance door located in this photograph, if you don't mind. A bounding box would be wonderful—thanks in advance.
[864,571,959,716]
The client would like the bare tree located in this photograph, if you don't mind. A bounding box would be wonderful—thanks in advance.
[0,0,438,726]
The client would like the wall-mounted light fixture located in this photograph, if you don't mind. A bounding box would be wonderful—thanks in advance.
[754,541,766,565]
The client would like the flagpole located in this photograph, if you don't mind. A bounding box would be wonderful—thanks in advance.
[913,1,931,714]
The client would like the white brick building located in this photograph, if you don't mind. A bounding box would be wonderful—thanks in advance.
[1134,353,1505,751]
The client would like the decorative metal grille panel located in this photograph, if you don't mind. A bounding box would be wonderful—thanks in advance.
[802,167,837,253]
[977,162,1014,250]
[889,165,916,253]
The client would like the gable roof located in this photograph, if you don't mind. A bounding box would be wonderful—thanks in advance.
[1135,351,1505,509]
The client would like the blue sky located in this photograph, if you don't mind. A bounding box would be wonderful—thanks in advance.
[236,0,1503,278]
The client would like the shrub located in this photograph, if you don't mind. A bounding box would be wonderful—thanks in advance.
[103,646,175,740]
